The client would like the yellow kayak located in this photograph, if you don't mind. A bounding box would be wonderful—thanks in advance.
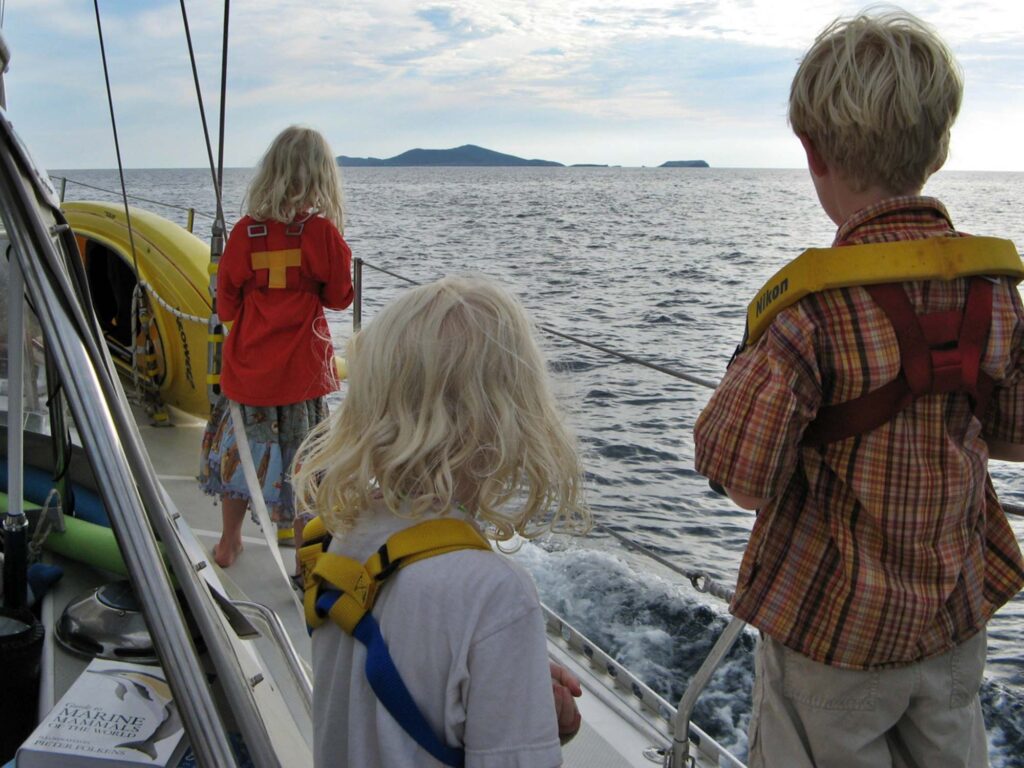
[63,201,213,420]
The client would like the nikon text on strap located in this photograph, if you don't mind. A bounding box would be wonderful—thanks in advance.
[742,237,1023,349]
[739,236,1024,446]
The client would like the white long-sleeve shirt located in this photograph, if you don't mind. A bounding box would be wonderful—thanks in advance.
[312,507,562,767]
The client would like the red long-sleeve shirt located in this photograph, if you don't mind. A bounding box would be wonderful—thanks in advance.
[218,214,353,405]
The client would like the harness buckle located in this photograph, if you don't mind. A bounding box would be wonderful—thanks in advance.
[376,542,397,579]
[285,221,305,237]
[298,532,331,590]
[247,223,268,238]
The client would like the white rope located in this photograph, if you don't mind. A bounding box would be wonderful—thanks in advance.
[28,488,62,560]
[138,279,209,325]
[130,284,144,393]
[228,400,304,620]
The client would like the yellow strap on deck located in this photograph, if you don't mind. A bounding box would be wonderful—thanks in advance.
[744,236,1024,348]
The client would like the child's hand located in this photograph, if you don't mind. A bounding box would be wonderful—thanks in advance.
[550,662,582,744]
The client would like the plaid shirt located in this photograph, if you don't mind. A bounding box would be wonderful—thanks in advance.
[694,197,1024,669]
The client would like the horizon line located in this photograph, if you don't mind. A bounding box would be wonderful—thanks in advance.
[47,166,1022,173]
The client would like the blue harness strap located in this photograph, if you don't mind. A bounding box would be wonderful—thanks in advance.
[316,589,465,767]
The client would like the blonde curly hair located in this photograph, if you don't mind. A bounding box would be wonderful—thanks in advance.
[789,9,962,194]
[245,125,346,231]
[292,276,590,542]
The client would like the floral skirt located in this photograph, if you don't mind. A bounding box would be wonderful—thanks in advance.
[198,396,326,530]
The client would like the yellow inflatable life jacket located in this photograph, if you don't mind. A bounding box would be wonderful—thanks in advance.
[739,236,1024,446]
[299,516,492,633]
[742,236,1024,349]
[298,515,492,767]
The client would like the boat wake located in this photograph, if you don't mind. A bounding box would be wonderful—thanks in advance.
[516,541,755,758]
[517,540,1024,768]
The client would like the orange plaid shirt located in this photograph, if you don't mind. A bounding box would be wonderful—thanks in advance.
[694,197,1024,669]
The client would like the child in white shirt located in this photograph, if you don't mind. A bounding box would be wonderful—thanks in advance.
[293,276,591,767]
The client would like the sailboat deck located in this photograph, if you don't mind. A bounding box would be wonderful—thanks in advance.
[136,405,707,767]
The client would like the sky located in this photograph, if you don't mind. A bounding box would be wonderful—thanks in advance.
[2,0,1023,170]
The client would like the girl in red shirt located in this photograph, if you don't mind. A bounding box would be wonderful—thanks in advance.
[199,125,354,569]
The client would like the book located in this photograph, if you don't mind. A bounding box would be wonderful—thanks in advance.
[15,658,189,767]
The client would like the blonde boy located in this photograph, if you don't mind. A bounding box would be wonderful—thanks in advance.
[694,10,1024,767]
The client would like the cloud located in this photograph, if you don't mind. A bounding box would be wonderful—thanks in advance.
[2,0,1022,169]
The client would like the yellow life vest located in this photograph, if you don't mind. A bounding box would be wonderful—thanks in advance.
[299,515,492,767]
[742,236,1024,350]
[298,516,492,633]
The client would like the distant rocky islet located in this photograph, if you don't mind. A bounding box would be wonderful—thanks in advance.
[336,144,708,168]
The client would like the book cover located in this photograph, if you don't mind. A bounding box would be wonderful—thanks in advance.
[16,658,188,767]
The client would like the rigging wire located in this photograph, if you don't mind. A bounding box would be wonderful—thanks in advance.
[179,0,225,224]
[216,1,229,197]
[91,0,141,281]
[179,0,231,409]
[93,0,162,407]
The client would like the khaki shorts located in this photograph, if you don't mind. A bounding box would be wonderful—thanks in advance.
[748,630,988,768]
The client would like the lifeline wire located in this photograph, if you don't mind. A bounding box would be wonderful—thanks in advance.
[354,257,1024,583]
[53,175,217,221]
[357,258,720,390]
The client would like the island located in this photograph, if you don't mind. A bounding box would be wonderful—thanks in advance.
[659,160,710,168]
[337,144,563,167]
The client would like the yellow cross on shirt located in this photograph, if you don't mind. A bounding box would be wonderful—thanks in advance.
[251,249,302,289]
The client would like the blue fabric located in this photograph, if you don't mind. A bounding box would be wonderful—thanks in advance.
[27,562,63,606]
[354,615,465,768]
[0,459,109,526]
[314,589,464,767]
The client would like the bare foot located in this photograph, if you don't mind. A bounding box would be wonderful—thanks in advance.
[213,539,243,568]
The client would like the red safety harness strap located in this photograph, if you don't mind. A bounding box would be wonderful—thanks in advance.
[242,221,322,296]
[802,278,995,447]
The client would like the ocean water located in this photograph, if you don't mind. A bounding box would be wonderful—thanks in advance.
[55,166,1024,765]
